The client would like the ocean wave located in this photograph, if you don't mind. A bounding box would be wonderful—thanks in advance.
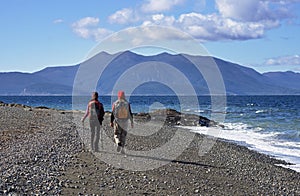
[276,130,300,142]
[255,110,265,114]
[183,122,300,173]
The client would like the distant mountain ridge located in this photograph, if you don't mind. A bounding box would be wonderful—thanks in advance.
[263,71,300,91]
[0,51,299,95]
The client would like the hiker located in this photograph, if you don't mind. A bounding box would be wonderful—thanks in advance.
[110,91,133,154]
[82,92,105,152]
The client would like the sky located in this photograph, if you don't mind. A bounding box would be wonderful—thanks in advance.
[0,0,300,73]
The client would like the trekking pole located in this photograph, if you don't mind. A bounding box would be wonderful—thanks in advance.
[82,120,86,147]
[101,127,103,150]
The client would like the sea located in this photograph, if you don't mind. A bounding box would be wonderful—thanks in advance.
[0,95,299,172]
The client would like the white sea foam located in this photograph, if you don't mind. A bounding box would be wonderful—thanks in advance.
[184,123,300,173]
[255,110,265,114]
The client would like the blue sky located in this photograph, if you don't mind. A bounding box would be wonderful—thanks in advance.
[0,0,300,73]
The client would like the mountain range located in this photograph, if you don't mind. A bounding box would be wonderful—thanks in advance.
[0,51,299,95]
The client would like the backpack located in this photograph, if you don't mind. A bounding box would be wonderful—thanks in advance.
[114,100,129,119]
[89,100,104,121]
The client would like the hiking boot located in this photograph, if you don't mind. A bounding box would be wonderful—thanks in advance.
[121,148,125,154]
[117,146,121,152]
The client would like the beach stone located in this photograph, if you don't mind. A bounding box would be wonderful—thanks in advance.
[1,105,299,195]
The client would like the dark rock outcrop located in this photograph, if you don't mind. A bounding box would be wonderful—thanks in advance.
[134,109,223,127]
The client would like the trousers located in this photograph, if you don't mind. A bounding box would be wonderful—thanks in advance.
[113,122,127,147]
[90,119,101,151]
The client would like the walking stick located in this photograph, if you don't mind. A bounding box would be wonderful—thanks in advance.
[100,127,103,150]
[82,120,86,148]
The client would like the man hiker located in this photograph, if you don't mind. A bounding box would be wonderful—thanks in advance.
[110,91,133,154]
[82,92,105,152]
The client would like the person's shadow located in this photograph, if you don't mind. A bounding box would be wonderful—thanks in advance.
[95,149,220,169]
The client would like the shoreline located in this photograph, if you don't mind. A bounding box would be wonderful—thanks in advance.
[0,101,298,169]
[1,103,300,194]
[185,125,300,173]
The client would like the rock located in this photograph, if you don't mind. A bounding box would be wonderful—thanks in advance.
[138,108,223,127]
[35,106,50,109]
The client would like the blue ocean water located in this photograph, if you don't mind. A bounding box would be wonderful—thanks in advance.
[1,95,299,171]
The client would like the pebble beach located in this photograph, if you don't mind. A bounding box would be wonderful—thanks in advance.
[1,103,299,195]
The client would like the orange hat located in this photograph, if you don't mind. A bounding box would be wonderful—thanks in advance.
[118,91,125,99]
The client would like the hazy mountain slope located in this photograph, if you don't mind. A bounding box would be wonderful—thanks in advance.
[33,65,79,86]
[0,72,49,95]
[0,51,299,95]
[263,71,300,90]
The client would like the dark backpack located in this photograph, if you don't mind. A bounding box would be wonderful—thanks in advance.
[89,101,104,122]
[114,100,129,119]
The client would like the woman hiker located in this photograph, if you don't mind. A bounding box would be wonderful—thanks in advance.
[82,92,105,152]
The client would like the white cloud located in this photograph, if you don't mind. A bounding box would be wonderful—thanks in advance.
[215,0,291,22]
[92,28,114,41]
[152,14,164,21]
[140,12,268,41]
[137,0,298,41]
[145,14,176,26]
[264,55,300,66]
[72,17,99,28]
[109,8,138,24]
[179,13,269,40]
[141,0,185,12]
[271,0,300,5]
[109,26,190,47]
[53,19,64,24]
[72,17,113,41]
[71,0,298,42]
